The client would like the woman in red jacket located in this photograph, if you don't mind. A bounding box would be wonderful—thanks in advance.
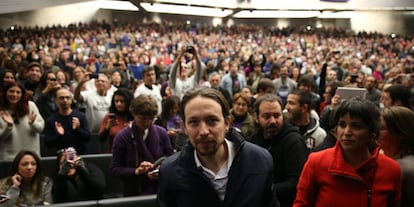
[293,97,401,207]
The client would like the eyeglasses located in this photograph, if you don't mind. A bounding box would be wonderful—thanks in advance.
[48,78,57,81]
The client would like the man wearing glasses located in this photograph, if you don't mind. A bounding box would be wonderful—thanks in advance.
[111,94,173,197]
[249,94,309,207]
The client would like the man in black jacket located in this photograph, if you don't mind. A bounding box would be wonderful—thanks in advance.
[157,88,279,207]
[249,94,309,207]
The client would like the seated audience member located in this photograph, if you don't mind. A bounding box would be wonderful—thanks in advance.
[0,150,53,206]
[0,82,44,161]
[111,94,173,197]
[230,93,255,139]
[53,147,106,203]
[99,88,134,152]
[154,95,186,151]
[293,98,401,207]
[44,88,91,154]
[379,106,414,207]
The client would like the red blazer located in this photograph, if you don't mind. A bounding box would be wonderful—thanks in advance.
[294,142,401,207]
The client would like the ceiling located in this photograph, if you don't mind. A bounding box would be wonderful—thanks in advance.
[0,0,413,15]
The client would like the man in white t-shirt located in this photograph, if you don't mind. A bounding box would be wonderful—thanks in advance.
[169,45,204,100]
[78,73,113,133]
[134,66,162,115]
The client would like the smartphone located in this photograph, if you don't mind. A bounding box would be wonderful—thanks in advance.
[149,169,159,175]
[65,147,77,161]
[108,113,115,119]
[0,194,9,203]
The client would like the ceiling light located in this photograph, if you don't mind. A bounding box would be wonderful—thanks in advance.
[233,10,320,18]
[98,1,138,11]
[141,3,233,17]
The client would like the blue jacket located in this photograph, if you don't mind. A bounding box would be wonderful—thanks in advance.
[157,129,279,207]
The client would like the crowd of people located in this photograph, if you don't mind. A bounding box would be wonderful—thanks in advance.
[0,20,413,206]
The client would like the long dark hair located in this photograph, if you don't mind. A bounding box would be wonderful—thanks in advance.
[0,82,29,117]
[9,150,46,199]
[159,95,180,127]
[109,88,134,121]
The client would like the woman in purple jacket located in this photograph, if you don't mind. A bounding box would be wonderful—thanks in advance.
[110,94,173,196]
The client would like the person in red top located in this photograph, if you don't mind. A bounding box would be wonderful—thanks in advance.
[99,88,134,152]
[294,97,401,207]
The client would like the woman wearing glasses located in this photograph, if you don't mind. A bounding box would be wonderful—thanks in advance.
[230,93,255,139]
[111,94,173,196]
[0,82,44,161]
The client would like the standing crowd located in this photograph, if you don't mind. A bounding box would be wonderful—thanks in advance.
[0,20,413,207]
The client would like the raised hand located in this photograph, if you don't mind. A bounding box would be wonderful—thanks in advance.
[72,117,80,130]
[28,111,36,125]
[55,121,64,135]
[0,111,13,126]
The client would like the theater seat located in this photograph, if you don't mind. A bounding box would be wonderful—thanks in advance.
[81,154,123,198]
[98,194,157,207]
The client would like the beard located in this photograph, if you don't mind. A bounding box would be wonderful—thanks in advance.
[194,139,220,157]
[263,124,281,140]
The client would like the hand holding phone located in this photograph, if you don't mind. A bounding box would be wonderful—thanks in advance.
[0,194,9,204]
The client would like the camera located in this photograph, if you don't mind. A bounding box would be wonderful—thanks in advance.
[186,45,195,53]
[108,113,115,119]
[65,147,77,161]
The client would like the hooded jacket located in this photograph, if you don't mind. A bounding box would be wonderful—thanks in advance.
[249,122,309,207]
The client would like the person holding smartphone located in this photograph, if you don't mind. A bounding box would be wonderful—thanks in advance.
[99,88,134,152]
[0,150,53,207]
[52,148,106,203]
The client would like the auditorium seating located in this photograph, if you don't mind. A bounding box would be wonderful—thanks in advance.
[0,153,123,199]
[34,195,157,207]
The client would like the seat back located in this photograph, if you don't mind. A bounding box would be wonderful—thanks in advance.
[98,194,157,207]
